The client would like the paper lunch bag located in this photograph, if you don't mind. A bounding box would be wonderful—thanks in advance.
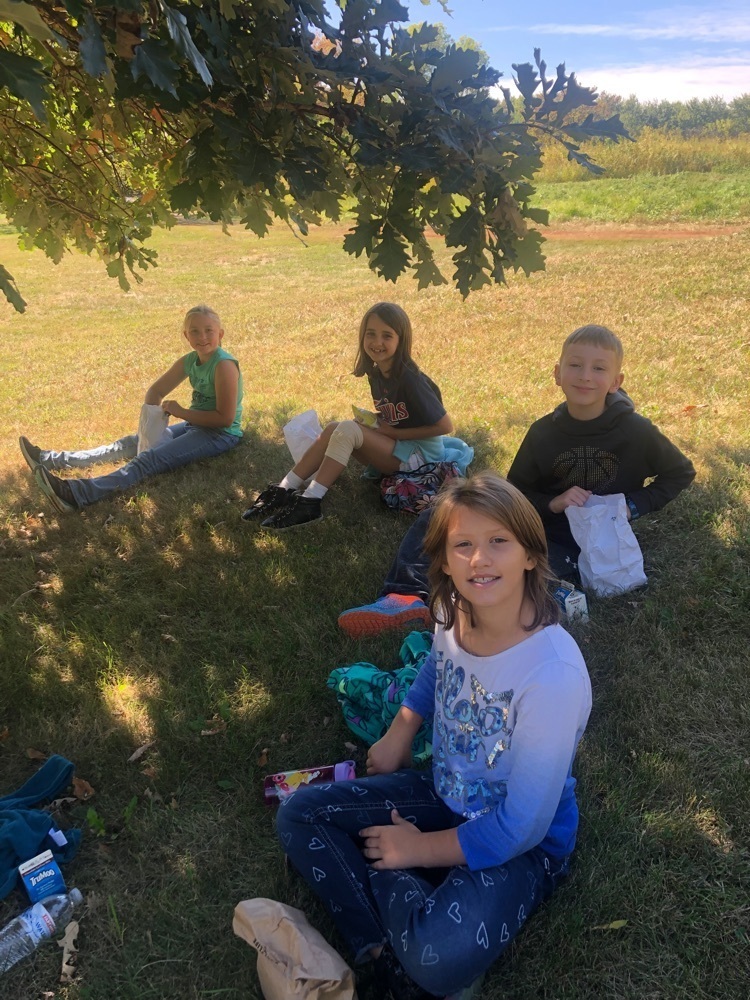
[136,403,171,454]
[565,494,647,597]
[283,410,323,464]
[233,898,356,999]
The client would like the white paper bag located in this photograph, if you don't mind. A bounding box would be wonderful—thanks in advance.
[136,404,171,455]
[283,410,323,463]
[565,494,647,597]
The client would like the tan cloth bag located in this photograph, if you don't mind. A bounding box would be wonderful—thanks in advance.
[233,898,357,999]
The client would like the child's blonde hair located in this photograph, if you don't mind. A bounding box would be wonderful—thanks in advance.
[423,471,559,632]
[353,302,414,378]
[561,324,623,370]
[183,304,221,330]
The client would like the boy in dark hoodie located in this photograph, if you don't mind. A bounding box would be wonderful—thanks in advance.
[338,325,695,636]
[506,324,696,580]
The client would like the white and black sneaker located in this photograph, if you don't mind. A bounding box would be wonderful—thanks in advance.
[262,494,323,530]
[241,484,296,521]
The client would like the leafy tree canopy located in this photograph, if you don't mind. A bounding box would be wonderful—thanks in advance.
[0,0,629,311]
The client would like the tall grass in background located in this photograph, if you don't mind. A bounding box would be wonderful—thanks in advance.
[538,129,750,182]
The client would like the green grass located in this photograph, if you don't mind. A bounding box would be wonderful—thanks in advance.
[533,171,750,224]
[0,223,749,999]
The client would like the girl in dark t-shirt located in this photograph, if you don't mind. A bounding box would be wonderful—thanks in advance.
[242,302,453,530]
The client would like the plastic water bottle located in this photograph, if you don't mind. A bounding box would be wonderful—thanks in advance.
[0,888,83,974]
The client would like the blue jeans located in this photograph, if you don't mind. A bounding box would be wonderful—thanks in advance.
[380,510,433,601]
[49,422,240,507]
[276,770,569,997]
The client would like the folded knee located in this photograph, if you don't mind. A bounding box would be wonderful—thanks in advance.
[325,419,364,465]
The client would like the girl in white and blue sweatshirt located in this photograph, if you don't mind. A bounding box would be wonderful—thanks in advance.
[277,472,591,999]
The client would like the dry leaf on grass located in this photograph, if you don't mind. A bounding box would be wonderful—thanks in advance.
[161,633,177,643]
[344,742,357,752]
[0,727,9,742]
[681,403,708,415]
[128,741,155,763]
[57,919,79,983]
[72,777,95,801]
[141,765,158,780]
[48,796,78,811]
[200,718,227,737]
[591,919,628,931]
[26,747,47,760]
[257,748,269,767]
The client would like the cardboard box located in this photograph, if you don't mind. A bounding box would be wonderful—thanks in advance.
[18,849,66,902]
[554,581,589,623]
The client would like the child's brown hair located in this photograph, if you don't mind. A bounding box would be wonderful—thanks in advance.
[423,471,559,632]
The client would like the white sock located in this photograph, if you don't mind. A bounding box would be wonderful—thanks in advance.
[303,480,328,500]
[279,471,305,490]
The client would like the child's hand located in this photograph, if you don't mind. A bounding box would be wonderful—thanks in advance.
[549,487,592,514]
[373,422,398,439]
[360,810,422,869]
[367,735,412,776]
[161,399,184,418]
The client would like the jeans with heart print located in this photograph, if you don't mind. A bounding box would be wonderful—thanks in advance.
[276,769,569,997]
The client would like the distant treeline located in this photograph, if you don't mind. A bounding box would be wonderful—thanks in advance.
[593,93,750,137]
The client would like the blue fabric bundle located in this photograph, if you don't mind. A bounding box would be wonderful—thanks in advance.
[0,755,82,899]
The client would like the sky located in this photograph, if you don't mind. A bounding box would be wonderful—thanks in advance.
[414,1,750,102]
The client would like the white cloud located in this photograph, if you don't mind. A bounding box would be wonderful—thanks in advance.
[487,6,750,44]
[574,57,750,101]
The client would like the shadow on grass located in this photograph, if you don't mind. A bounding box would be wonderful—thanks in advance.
[0,415,498,998]
[0,431,747,998]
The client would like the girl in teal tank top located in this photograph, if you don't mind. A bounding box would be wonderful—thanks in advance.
[21,305,244,512]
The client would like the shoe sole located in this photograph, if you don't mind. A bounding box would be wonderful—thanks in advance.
[33,466,77,514]
[338,606,432,638]
[18,436,41,473]
[263,512,323,531]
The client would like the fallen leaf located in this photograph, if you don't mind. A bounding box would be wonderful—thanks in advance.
[72,777,95,801]
[26,747,47,761]
[591,919,628,931]
[170,797,178,810]
[0,727,9,742]
[681,403,708,415]
[57,919,79,983]
[103,514,115,526]
[200,718,227,737]
[280,732,291,744]
[141,765,158,780]
[48,796,78,810]
[257,748,269,767]
[322,717,331,727]
[161,633,177,643]
[344,742,357,752]
[127,741,155,763]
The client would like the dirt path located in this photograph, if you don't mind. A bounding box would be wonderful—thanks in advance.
[544,224,745,241]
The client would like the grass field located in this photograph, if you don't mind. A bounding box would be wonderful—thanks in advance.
[1,219,749,1000]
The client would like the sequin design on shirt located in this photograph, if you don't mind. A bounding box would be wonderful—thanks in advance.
[552,446,618,492]
[434,651,514,819]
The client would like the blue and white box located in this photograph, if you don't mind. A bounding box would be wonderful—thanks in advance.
[18,849,66,902]
[554,581,589,623]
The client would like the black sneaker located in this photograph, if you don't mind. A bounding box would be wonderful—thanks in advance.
[19,435,43,472]
[34,466,78,513]
[241,484,296,521]
[373,945,436,999]
[262,494,322,530]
